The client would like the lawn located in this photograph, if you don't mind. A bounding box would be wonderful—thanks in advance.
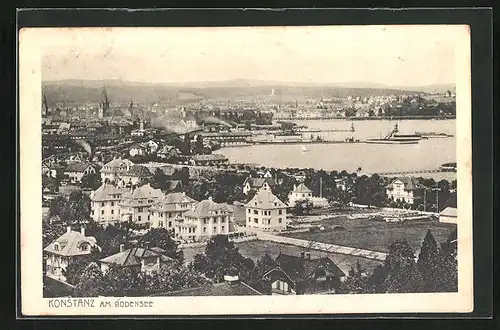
[282,218,456,253]
[182,240,383,276]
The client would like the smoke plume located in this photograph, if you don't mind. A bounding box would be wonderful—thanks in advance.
[75,139,92,157]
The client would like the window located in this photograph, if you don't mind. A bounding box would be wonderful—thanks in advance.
[102,202,105,207]
[254,218,258,224]
[248,217,251,222]
[159,221,163,227]
[111,202,114,206]
[203,219,207,224]
[278,218,282,223]
[161,213,164,217]
[274,202,277,206]
[248,209,251,214]
[168,221,172,228]
[139,207,143,213]
[101,210,104,215]
[54,244,59,251]
[168,213,172,218]
[203,227,206,233]
[253,210,258,215]
[278,210,283,215]
[221,226,225,231]
[138,216,142,222]
[111,210,114,215]
[91,210,94,216]
[214,227,217,232]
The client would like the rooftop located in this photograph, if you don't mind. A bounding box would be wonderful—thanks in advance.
[386,177,425,191]
[264,253,345,282]
[190,154,228,162]
[100,246,175,267]
[245,188,287,209]
[440,206,457,217]
[90,184,128,201]
[64,162,95,173]
[293,183,312,194]
[44,228,101,257]
[156,281,261,296]
[184,197,233,218]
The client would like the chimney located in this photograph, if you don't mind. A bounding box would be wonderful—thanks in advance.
[144,241,150,250]
[306,252,311,260]
[300,251,305,259]
[208,196,213,202]
[80,227,85,236]
[67,226,71,233]
[119,243,125,252]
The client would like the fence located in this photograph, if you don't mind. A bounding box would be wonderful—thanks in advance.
[178,233,258,248]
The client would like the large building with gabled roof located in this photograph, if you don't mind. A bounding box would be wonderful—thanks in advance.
[245,187,287,232]
[175,197,234,242]
[44,226,101,282]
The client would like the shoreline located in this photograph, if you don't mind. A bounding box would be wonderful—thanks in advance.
[274,116,456,121]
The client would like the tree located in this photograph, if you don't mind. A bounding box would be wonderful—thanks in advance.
[97,264,146,297]
[144,263,210,294]
[191,235,253,283]
[42,220,67,247]
[151,168,170,190]
[63,254,96,285]
[339,261,366,294]
[383,239,425,293]
[81,172,101,190]
[250,254,276,294]
[439,228,458,292]
[195,135,204,154]
[140,228,183,262]
[417,230,442,292]
[291,199,314,216]
[72,262,104,297]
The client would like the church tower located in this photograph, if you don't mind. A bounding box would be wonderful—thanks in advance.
[98,86,110,119]
[42,93,49,117]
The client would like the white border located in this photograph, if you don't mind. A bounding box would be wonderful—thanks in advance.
[19,25,473,316]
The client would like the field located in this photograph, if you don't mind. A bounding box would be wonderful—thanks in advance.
[182,240,383,275]
[283,217,456,253]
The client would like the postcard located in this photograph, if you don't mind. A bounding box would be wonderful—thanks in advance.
[19,24,472,316]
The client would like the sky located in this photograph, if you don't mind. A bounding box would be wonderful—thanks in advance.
[38,25,464,87]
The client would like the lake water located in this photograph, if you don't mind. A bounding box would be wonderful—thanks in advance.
[218,119,457,181]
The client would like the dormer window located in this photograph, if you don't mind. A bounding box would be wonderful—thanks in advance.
[53,243,60,251]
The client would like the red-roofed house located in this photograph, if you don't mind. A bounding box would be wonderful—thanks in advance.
[44,226,101,282]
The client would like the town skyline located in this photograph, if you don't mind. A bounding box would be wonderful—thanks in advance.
[40,25,459,87]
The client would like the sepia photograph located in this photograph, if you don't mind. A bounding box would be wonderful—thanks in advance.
[19,23,473,315]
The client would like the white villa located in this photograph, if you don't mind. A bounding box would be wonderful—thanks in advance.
[245,188,287,232]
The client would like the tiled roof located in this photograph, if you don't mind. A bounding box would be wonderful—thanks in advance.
[156,281,262,296]
[122,165,152,177]
[44,229,101,256]
[264,254,345,282]
[90,184,128,201]
[99,247,174,267]
[184,198,233,218]
[386,177,424,191]
[101,158,134,173]
[244,177,277,189]
[64,162,95,173]
[245,188,287,209]
[440,207,457,217]
[150,192,197,212]
[120,184,164,205]
[293,183,312,193]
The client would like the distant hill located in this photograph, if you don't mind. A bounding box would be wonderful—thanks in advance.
[42,79,450,105]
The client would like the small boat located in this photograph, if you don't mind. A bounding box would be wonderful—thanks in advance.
[301,145,309,152]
